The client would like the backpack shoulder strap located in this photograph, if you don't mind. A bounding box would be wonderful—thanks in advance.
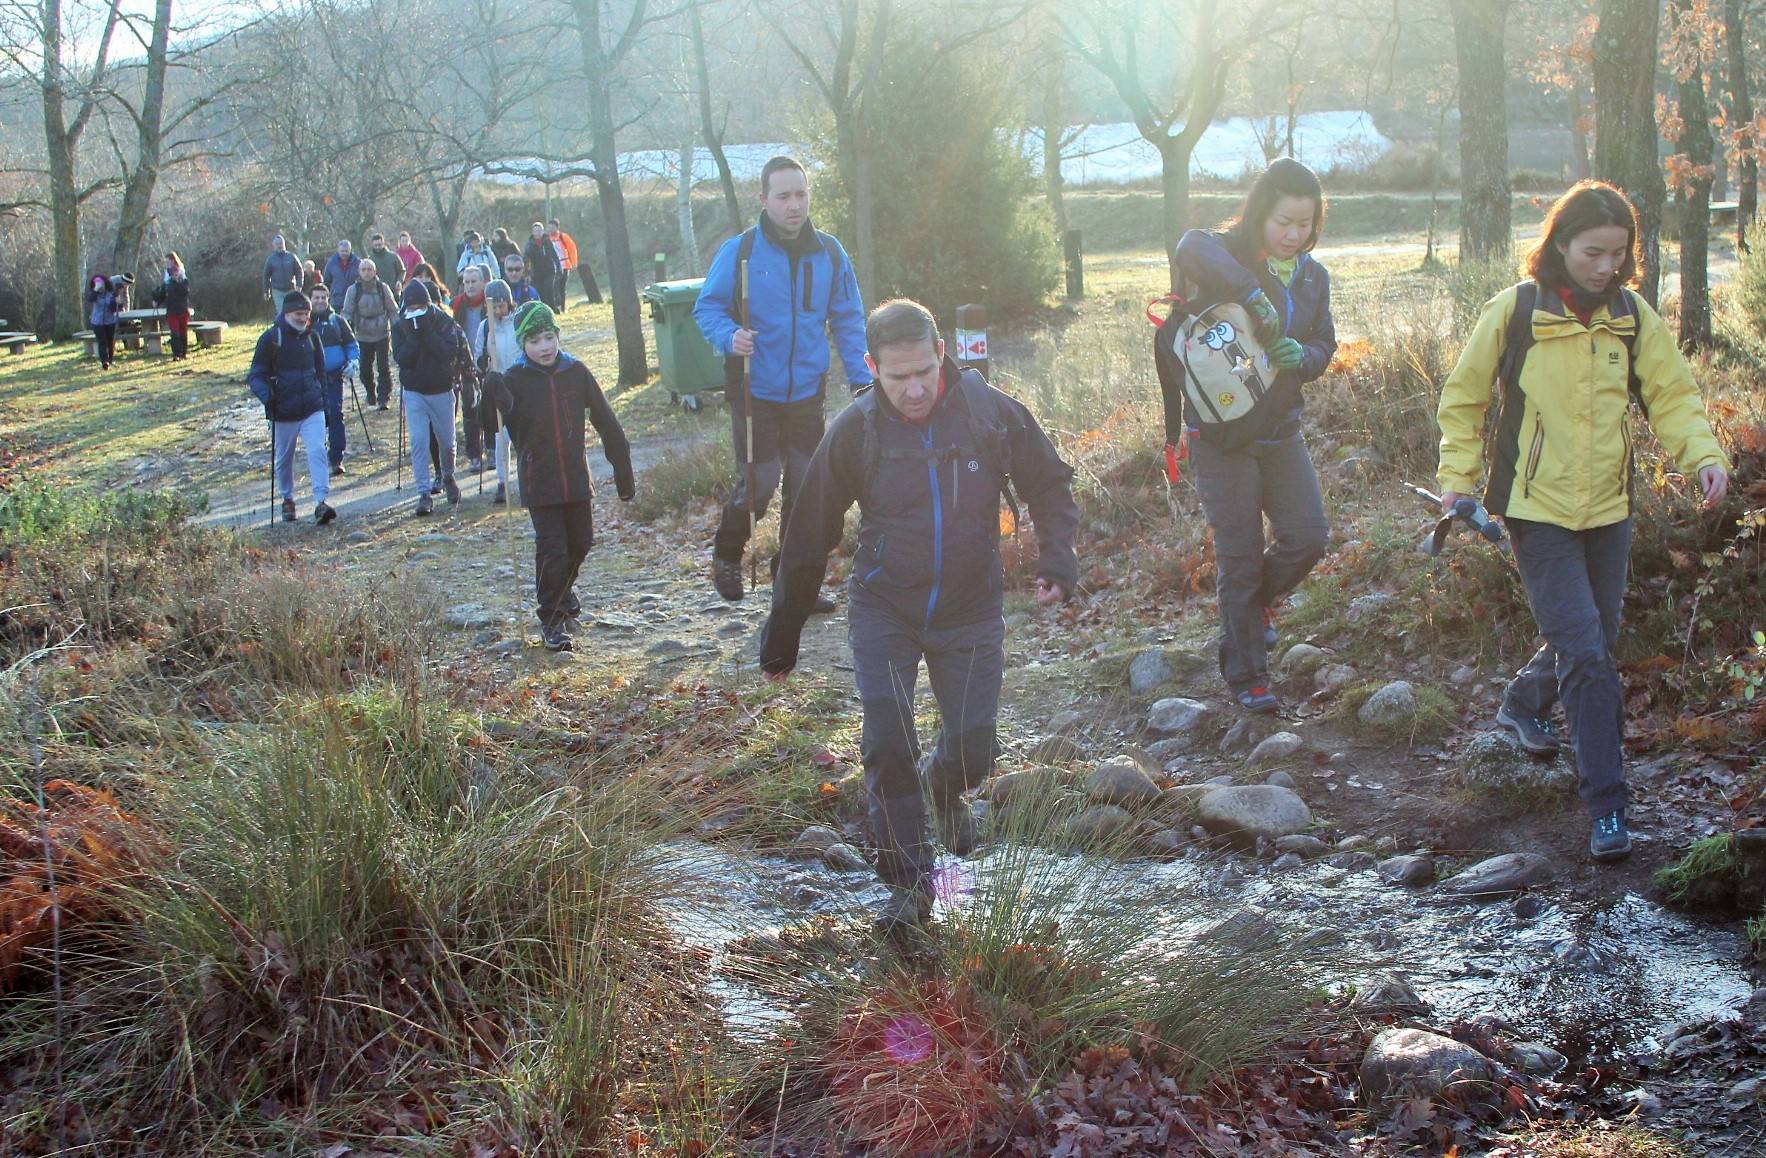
[731,226,759,322]
[1614,287,1648,416]
[953,370,1023,530]
[1498,280,1538,394]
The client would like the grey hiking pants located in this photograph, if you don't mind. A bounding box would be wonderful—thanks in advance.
[850,591,1005,894]
[1503,517,1632,819]
[1190,431,1330,694]
[403,389,456,494]
[274,411,330,506]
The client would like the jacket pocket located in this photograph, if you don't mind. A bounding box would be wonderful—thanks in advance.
[1523,415,1545,499]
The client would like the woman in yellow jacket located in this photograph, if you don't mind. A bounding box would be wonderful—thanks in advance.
[1437,181,1728,864]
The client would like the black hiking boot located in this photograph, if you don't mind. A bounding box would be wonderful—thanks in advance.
[541,621,572,652]
[1590,810,1632,863]
[491,483,507,505]
[1496,705,1562,755]
[330,462,346,476]
[712,555,745,602]
[281,498,296,522]
[873,886,933,936]
[443,475,461,506]
[414,493,434,516]
[812,592,837,615]
[314,502,337,525]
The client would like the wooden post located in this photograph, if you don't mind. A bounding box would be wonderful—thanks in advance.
[954,303,989,380]
[654,252,668,282]
[1063,229,1084,299]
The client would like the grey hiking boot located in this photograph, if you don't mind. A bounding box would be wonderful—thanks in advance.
[414,493,434,516]
[712,555,744,602]
[873,886,932,936]
[1590,809,1632,863]
[1496,705,1561,754]
[541,622,572,652]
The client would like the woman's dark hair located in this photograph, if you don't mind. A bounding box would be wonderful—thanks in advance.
[1223,157,1326,259]
[412,262,441,283]
[165,250,183,272]
[1526,180,1639,289]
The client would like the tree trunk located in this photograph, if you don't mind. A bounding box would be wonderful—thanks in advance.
[1594,0,1666,305]
[1726,0,1756,250]
[574,0,648,385]
[1674,0,1714,349]
[1042,39,1069,235]
[112,0,172,279]
[678,134,700,275]
[689,0,743,237]
[1449,0,1512,263]
[1159,139,1191,291]
[848,1,891,300]
[1569,88,1593,181]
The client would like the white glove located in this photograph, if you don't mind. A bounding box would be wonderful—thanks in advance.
[345,360,359,379]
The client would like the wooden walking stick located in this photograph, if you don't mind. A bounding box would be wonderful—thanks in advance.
[485,316,519,597]
[738,258,758,590]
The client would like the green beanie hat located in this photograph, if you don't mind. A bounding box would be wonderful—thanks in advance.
[514,301,558,345]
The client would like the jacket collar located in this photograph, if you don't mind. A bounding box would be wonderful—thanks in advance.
[1530,280,1638,339]
[759,213,821,259]
[512,350,577,373]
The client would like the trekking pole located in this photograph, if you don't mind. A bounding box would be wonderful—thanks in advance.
[347,371,375,453]
[267,417,275,530]
[486,319,519,601]
[738,257,758,591]
[396,391,405,491]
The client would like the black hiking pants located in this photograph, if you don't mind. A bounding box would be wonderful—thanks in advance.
[531,500,593,627]
[714,393,825,563]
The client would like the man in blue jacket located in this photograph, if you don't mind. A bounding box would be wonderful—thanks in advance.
[694,155,871,606]
[323,239,361,299]
[308,284,360,476]
[248,291,337,525]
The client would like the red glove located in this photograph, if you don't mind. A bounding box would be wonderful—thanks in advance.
[1163,440,1188,485]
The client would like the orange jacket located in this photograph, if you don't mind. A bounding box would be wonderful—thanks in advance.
[553,231,579,270]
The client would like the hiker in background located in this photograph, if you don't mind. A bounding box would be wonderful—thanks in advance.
[546,218,582,310]
[1437,180,1729,865]
[308,283,360,477]
[452,265,491,474]
[456,229,498,288]
[367,232,406,290]
[86,272,129,370]
[392,279,466,515]
[524,221,563,311]
[501,252,542,306]
[411,261,451,309]
[396,231,425,287]
[694,154,871,608]
[1173,157,1336,716]
[248,290,336,526]
[481,303,634,652]
[323,239,361,298]
[343,258,399,409]
[301,259,322,295]
[490,226,519,268]
[263,233,301,316]
[152,252,191,361]
[476,279,520,505]
[758,299,1079,934]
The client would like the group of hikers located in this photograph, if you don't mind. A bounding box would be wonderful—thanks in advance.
[83,252,194,369]
[242,152,1731,933]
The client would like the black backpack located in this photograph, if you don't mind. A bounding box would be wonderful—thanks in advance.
[854,367,1022,530]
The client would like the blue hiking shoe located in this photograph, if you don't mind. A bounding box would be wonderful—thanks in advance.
[1496,705,1562,755]
[1590,810,1632,864]
[1237,685,1280,714]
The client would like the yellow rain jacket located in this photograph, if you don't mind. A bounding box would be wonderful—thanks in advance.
[1437,282,1727,530]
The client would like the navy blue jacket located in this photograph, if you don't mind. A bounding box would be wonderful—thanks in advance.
[1174,229,1337,439]
[760,362,1079,673]
[391,307,465,395]
[248,318,328,421]
[694,218,871,403]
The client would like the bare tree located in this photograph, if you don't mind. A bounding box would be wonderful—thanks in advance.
[1449,0,1512,262]
[1668,0,1717,348]
[687,0,742,237]
[1594,0,1666,305]
[1724,0,1756,249]
[1061,0,1271,290]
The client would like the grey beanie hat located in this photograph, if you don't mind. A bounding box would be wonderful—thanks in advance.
[485,278,513,304]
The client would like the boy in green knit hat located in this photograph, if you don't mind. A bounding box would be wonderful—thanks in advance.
[483,302,636,651]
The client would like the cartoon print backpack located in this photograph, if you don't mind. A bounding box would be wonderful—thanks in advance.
[1149,295,1278,452]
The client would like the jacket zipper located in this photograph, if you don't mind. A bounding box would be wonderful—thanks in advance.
[924,427,943,628]
[786,252,801,403]
[548,367,571,502]
[1523,415,1544,498]
[863,534,886,583]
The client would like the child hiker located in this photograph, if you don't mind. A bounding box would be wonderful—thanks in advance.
[476,279,521,505]
[482,303,634,651]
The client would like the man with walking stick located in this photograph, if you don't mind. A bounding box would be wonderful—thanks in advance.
[247,291,337,525]
[694,155,871,609]
[308,284,359,476]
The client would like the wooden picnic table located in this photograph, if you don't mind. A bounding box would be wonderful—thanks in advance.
[116,307,195,356]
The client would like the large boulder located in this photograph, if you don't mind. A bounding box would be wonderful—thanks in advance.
[1442,852,1554,898]
[1360,1028,1495,1106]
[1452,731,1574,795]
[1247,731,1306,767]
[1350,975,1430,1018]
[1196,784,1313,841]
[1087,756,1163,811]
[1377,854,1436,887]
[986,767,1066,807]
[1146,696,1216,738]
[1358,680,1418,732]
[1281,643,1330,677]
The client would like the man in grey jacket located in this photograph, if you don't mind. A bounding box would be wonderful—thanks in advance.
[262,234,301,318]
[342,258,399,408]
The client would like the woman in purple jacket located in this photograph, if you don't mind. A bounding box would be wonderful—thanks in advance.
[1174,158,1338,714]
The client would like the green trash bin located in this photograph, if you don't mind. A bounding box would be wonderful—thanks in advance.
[642,279,726,411]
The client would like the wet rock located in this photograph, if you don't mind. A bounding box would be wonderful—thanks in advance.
[1146,696,1215,738]
[1265,769,1298,790]
[1348,593,1394,622]
[1027,735,1086,764]
[445,603,500,629]
[1129,648,1174,694]
[1142,829,1187,858]
[1328,851,1377,872]
[1220,714,1284,754]
[1315,663,1358,693]
[1378,855,1436,887]
[1511,895,1544,920]
[1087,756,1163,811]
[1501,1041,1566,1077]
[1443,852,1553,897]
[789,825,843,858]
[1281,643,1330,677]
[1247,731,1306,767]
[1453,731,1574,794]
[1351,976,1430,1018]
[1619,1089,1665,1117]
[1360,1027,1495,1106]
[822,843,870,873]
[987,767,1064,807]
[1274,834,1332,859]
[1271,852,1304,871]
[1197,784,1313,841]
[1358,680,1418,731]
[1067,804,1135,846]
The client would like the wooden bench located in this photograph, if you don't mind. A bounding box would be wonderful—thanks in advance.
[0,332,38,356]
[192,320,228,348]
[120,330,143,351]
[72,330,98,358]
[1711,201,1740,228]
